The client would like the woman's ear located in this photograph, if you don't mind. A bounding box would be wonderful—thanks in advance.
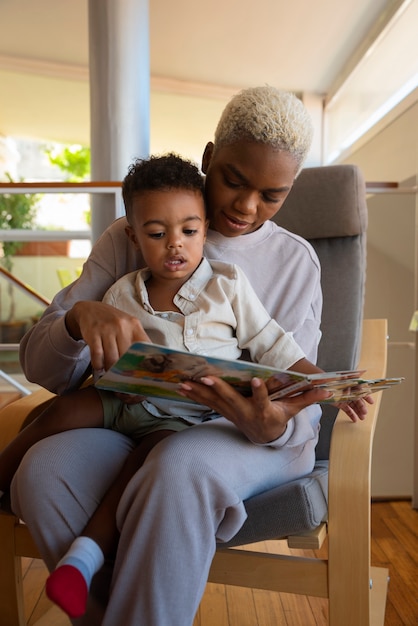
[125,225,140,249]
[201,142,214,174]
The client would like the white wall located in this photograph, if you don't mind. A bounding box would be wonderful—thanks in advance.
[340,100,418,497]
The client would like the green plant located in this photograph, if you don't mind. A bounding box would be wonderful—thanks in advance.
[45,143,92,225]
[45,144,91,182]
[0,174,40,321]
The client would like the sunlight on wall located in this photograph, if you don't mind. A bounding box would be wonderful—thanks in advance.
[324,0,418,163]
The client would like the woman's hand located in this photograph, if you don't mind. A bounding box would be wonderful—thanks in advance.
[333,394,374,422]
[178,375,332,444]
[66,301,151,372]
[287,358,373,423]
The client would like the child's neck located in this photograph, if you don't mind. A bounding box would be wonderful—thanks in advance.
[145,275,186,313]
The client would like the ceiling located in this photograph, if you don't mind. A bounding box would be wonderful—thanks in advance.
[0,0,400,162]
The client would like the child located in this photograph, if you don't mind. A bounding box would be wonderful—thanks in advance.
[0,153,366,619]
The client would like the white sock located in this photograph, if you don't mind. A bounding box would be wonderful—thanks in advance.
[57,536,105,588]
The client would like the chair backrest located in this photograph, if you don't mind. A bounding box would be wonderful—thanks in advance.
[272,164,368,460]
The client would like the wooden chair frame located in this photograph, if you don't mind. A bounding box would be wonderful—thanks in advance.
[209,319,389,625]
[0,319,389,625]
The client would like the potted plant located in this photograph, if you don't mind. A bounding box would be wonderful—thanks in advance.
[0,174,40,341]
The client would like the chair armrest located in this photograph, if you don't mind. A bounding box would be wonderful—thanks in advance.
[0,388,56,452]
[328,318,387,505]
[327,319,387,602]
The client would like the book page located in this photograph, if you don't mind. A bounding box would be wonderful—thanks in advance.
[96,342,403,404]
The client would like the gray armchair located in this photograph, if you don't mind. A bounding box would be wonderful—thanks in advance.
[0,165,388,625]
[221,164,368,547]
[209,165,389,625]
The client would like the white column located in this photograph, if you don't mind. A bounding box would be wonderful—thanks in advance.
[88,0,150,241]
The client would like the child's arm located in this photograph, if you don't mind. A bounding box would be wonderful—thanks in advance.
[288,357,323,376]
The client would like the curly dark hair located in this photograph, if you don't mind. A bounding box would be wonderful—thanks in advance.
[122,153,205,222]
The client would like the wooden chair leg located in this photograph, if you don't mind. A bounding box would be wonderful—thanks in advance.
[0,511,26,626]
[370,566,389,625]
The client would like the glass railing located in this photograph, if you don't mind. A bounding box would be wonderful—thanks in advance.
[0,181,122,392]
[1,179,417,402]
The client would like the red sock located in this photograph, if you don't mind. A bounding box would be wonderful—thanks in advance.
[45,564,88,618]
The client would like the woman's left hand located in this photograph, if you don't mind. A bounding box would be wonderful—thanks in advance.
[334,394,374,422]
[178,375,332,444]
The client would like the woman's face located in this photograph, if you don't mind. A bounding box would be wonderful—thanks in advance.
[202,141,299,237]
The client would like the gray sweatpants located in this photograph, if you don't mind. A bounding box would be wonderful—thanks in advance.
[11,415,318,626]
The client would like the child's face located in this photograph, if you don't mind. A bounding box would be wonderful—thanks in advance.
[126,189,208,284]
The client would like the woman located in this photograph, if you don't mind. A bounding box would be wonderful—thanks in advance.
[13,86,368,625]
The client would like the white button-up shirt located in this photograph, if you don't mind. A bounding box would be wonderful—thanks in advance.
[102,257,305,422]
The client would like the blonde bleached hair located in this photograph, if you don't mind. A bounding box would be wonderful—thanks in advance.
[214,85,313,174]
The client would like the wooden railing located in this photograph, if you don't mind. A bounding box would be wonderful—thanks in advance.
[0,267,50,307]
[366,181,417,194]
[0,179,416,396]
[0,178,416,243]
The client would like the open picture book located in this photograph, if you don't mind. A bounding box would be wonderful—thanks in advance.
[95,341,404,404]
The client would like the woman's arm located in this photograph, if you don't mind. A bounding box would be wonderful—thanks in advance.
[20,219,146,394]
[178,369,371,446]
[178,376,330,444]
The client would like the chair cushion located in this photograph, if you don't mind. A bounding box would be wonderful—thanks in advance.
[219,165,367,549]
[312,236,365,374]
[274,165,367,461]
[219,460,328,547]
[275,164,367,239]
